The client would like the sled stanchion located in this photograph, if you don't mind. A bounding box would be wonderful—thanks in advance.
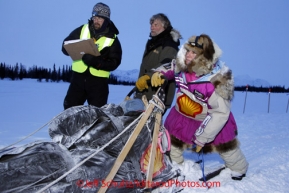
[97,103,156,193]
[145,112,162,191]
[98,87,165,193]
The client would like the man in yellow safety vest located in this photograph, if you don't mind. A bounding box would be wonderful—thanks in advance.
[61,2,122,109]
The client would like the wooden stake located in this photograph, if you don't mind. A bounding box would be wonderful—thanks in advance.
[243,85,248,114]
[286,95,289,113]
[268,88,271,113]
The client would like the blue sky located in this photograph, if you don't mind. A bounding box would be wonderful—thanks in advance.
[1,0,289,86]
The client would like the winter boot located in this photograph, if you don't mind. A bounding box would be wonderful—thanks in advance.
[231,171,246,180]
[170,143,184,164]
[219,146,248,181]
[169,135,185,164]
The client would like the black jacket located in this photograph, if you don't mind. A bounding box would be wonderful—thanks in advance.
[138,27,182,110]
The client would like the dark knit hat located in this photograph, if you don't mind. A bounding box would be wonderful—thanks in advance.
[92,2,110,19]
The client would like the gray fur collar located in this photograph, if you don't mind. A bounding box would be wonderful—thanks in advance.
[170,29,182,42]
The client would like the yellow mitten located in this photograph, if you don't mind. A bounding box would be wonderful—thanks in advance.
[151,72,165,87]
[136,75,150,91]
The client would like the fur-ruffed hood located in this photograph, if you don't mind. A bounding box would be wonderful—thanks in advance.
[170,28,182,43]
[175,34,234,100]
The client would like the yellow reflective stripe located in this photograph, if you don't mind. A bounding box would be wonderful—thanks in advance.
[80,24,90,39]
[96,37,105,50]
[72,24,89,73]
[96,36,115,50]
[72,61,110,78]
[72,60,87,73]
[103,38,113,47]
[89,68,110,77]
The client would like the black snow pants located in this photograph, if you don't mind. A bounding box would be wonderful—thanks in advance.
[63,70,109,109]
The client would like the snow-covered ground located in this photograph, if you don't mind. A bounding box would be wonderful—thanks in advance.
[0,79,289,193]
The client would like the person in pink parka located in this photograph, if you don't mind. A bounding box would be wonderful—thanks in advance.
[150,34,248,180]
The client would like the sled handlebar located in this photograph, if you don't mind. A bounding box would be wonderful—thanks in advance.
[126,76,167,98]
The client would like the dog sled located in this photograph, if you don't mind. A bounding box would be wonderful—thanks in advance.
[0,86,183,193]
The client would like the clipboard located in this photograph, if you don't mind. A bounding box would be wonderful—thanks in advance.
[63,38,100,61]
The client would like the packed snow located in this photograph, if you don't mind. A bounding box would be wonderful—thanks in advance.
[0,79,289,193]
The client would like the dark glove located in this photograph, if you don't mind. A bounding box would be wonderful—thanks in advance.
[82,54,103,69]
[82,46,110,69]
[99,46,110,57]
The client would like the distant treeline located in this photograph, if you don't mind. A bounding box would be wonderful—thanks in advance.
[235,86,289,93]
[1,62,289,93]
[0,62,135,86]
